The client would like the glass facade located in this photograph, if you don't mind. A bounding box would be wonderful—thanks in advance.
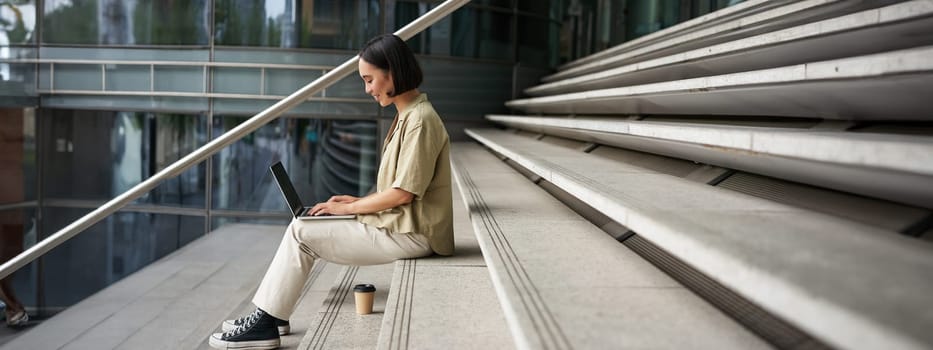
[0,0,748,318]
[214,0,381,49]
[0,0,36,45]
[43,0,210,45]
[40,110,207,207]
[211,116,377,213]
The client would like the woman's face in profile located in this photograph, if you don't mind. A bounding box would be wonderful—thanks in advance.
[359,58,395,107]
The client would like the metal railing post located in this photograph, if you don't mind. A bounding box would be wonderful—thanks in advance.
[0,0,472,280]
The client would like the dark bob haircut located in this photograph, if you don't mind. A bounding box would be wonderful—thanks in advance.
[359,34,423,97]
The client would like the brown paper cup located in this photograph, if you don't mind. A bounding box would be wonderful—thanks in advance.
[354,291,375,315]
[353,284,376,315]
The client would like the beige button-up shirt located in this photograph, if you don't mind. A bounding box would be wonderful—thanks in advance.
[357,93,454,256]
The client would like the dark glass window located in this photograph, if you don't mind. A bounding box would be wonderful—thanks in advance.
[0,0,36,45]
[42,0,209,45]
[40,109,207,207]
[214,0,380,50]
[40,208,204,307]
[451,7,513,60]
[212,117,377,212]
[518,16,558,67]
[0,108,35,204]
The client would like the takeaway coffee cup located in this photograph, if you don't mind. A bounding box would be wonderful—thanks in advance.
[354,284,376,315]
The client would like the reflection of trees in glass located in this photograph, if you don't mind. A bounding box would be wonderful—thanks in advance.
[0,0,33,44]
[215,0,378,50]
[215,0,271,46]
[132,0,207,45]
[42,0,97,44]
[42,0,207,45]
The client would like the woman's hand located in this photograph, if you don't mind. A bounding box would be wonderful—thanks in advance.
[327,195,360,204]
[310,188,413,216]
[309,201,354,216]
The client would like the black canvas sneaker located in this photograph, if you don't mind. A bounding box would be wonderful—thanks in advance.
[209,308,280,349]
[223,309,291,335]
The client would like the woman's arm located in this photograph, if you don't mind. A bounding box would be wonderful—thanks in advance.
[309,188,414,216]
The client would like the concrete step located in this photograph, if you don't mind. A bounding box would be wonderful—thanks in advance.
[0,224,293,350]
[297,263,395,350]
[195,258,344,350]
[545,0,900,83]
[376,184,513,350]
[464,128,933,350]
[487,114,933,208]
[509,46,933,120]
[450,142,772,349]
[529,0,933,96]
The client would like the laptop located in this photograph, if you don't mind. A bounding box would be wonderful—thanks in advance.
[270,161,356,221]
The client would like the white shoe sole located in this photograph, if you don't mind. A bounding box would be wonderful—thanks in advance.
[222,321,289,336]
[209,333,280,349]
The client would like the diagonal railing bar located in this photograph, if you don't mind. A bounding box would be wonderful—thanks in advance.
[0,0,472,281]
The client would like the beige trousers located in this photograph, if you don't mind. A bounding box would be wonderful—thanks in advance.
[253,218,432,320]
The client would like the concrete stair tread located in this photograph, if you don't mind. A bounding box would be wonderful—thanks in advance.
[509,46,933,120]
[0,224,291,350]
[451,142,771,349]
[485,114,933,208]
[464,128,933,350]
[297,263,394,350]
[488,114,933,176]
[376,183,513,350]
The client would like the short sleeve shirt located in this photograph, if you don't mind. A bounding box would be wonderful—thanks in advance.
[357,93,454,256]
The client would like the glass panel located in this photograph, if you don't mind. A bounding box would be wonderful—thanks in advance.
[0,0,37,44]
[153,65,205,93]
[42,0,209,45]
[104,64,149,92]
[518,0,557,18]
[451,7,513,60]
[625,0,681,41]
[212,117,378,212]
[40,109,207,208]
[474,0,513,8]
[0,48,37,98]
[39,208,204,308]
[215,0,380,50]
[0,208,38,313]
[0,108,36,204]
[518,16,558,67]
[300,0,380,50]
[213,67,261,95]
[394,1,427,54]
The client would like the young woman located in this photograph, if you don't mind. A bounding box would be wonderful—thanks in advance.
[209,34,454,350]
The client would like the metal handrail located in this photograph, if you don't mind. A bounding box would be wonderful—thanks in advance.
[0,0,472,280]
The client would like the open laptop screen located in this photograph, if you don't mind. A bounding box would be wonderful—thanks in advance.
[269,161,306,218]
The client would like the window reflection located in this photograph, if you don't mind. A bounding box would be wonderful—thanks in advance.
[0,108,35,204]
[215,0,379,50]
[40,208,204,307]
[212,117,377,212]
[40,109,207,207]
[42,0,208,45]
[451,7,512,60]
[0,0,36,45]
